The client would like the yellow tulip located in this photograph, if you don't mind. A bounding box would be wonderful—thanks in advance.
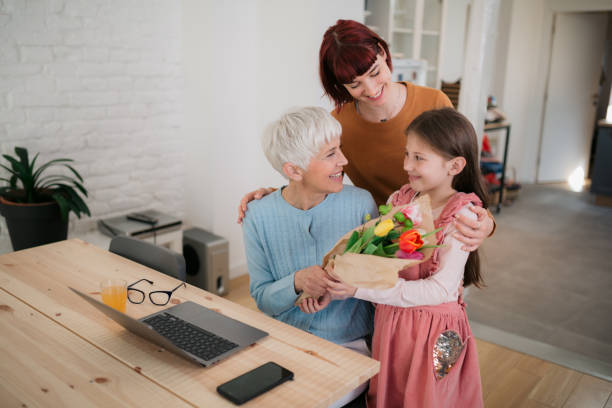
[374,219,394,237]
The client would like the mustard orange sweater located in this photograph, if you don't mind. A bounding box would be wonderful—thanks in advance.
[332,82,452,205]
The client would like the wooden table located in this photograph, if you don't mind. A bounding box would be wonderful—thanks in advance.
[0,239,379,407]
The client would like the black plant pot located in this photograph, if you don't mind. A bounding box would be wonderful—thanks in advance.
[0,197,68,251]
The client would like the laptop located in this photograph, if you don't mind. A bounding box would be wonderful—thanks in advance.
[70,287,268,367]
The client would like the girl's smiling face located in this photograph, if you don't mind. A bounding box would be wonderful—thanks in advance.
[343,53,392,107]
[403,131,454,195]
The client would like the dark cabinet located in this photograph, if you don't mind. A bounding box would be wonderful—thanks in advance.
[591,121,612,196]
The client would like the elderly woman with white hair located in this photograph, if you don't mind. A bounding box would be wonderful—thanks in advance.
[242,106,376,407]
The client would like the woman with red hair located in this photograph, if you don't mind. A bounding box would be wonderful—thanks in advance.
[320,19,452,205]
[238,19,493,248]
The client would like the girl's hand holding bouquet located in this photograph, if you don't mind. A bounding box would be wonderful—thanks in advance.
[296,194,442,305]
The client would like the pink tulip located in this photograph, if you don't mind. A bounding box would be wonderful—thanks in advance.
[400,204,422,226]
[395,250,424,260]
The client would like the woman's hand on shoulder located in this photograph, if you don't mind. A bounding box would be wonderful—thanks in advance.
[453,206,494,251]
[237,187,277,224]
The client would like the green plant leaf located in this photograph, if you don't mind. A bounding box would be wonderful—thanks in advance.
[371,235,384,246]
[71,180,88,197]
[394,212,406,223]
[421,227,443,239]
[15,147,34,188]
[37,175,83,190]
[387,229,401,240]
[61,185,91,217]
[363,243,378,255]
[345,231,359,251]
[2,155,35,200]
[65,164,84,183]
[32,158,74,182]
[358,225,376,251]
[35,175,88,198]
[378,203,392,215]
[9,175,18,190]
[419,244,444,249]
[52,186,80,214]
[14,147,29,167]
[0,163,16,176]
[383,242,399,254]
[373,243,386,256]
[345,236,363,253]
[2,155,26,176]
[46,182,89,212]
[52,192,71,222]
[30,153,39,174]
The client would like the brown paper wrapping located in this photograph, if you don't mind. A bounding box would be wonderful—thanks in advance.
[295,194,436,305]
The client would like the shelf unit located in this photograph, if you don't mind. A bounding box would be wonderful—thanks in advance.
[482,121,511,213]
[364,0,447,89]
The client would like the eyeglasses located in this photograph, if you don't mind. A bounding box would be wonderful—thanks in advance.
[127,278,186,306]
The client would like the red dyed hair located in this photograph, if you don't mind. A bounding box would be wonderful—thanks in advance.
[319,19,392,109]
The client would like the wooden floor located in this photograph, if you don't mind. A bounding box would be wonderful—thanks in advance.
[226,275,612,408]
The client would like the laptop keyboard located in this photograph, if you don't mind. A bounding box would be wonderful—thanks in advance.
[143,313,238,361]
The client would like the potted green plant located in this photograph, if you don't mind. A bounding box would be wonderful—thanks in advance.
[0,146,90,251]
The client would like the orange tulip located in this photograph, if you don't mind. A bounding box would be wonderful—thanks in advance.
[399,229,424,254]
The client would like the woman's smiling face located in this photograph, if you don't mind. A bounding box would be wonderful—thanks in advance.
[300,138,348,196]
[343,53,393,107]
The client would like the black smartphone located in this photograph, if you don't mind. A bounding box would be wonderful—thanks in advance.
[216,361,294,405]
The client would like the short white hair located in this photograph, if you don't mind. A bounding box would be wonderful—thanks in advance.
[262,106,342,178]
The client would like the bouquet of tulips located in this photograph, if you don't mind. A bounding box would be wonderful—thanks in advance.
[296,194,441,303]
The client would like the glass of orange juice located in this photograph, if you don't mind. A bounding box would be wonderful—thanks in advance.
[100,279,127,313]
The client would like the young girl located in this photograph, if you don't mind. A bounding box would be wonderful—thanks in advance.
[328,107,486,408]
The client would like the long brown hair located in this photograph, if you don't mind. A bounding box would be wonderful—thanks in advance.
[407,108,488,288]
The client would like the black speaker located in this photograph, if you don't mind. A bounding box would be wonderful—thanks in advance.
[183,227,229,295]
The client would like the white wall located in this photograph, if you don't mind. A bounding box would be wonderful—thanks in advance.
[489,0,513,105]
[0,0,185,245]
[181,0,364,278]
[0,0,363,274]
[439,0,470,83]
[497,0,612,183]
[459,0,501,140]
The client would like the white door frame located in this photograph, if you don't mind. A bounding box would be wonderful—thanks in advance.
[532,0,612,182]
[535,11,608,183]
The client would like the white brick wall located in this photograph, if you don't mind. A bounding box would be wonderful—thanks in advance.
[0,0,185,244]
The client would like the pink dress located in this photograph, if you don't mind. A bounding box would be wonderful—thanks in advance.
[366,186,484,408]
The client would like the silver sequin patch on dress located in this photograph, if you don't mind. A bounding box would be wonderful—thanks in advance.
[433,330,465,380]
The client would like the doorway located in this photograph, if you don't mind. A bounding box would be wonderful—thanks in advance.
[537,12,609,183]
